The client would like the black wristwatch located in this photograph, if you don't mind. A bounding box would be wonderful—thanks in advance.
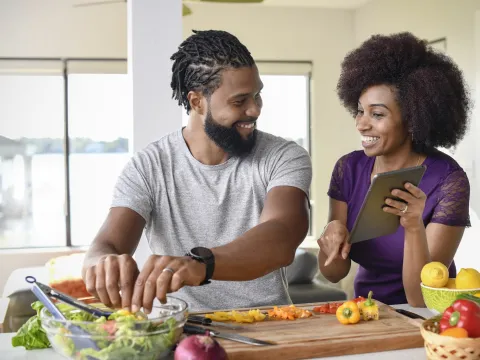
[186,247,215,285]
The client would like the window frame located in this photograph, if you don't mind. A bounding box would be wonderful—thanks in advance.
[255,61,314,238]
[0,57,127,250]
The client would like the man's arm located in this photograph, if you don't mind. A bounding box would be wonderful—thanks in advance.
[82,208,145,273]
[211,186,310,280]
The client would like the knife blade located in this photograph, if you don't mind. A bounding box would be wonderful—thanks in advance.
[183,324,275,346]
[187,315,243,330]
[394,308,426,320]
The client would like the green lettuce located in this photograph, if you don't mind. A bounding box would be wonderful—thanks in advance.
[11,301,50,350]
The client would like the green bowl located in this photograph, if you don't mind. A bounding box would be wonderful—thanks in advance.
[420,283,480,314]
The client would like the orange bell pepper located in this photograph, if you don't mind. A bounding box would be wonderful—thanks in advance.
[336,301,361,325]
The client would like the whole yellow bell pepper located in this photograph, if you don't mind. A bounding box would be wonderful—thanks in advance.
[336,301,361,325]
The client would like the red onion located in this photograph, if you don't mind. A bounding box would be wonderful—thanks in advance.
[174,334,228,360]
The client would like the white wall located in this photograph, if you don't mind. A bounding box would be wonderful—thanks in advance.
[0,0,126,58]
[355,0,480,215]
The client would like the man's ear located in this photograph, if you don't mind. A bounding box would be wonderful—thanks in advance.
[187,91,206,115]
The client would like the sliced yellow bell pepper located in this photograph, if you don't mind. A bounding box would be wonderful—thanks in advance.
[358,291,380,321]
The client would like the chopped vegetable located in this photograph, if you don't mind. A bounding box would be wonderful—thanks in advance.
[313,302,342,314]
[11,301,51,350]
[352,296,366,304]
[336,301,361,325]
[358,291,379,321]
[174,334,228,360]
[267,305,312,320]
[205,309,266,323]
[439,299,480,338]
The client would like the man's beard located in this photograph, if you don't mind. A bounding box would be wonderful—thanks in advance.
[204,110,257,157]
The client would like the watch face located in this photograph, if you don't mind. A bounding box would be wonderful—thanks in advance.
[191,247,212,258]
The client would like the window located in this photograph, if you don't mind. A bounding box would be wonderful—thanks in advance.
[0,61,66,248]
[68,65,132,246]
[0,58,131,249]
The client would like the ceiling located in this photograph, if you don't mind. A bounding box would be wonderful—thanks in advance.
[260,0,373,9]
[72,0,373,10]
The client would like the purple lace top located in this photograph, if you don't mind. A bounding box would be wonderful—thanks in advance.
[328,150,470,305]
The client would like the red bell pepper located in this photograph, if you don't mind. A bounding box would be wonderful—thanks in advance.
[439,299,480,338]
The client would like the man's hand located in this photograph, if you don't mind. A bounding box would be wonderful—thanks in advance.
[83,254,139,310]
[131,255,206,313]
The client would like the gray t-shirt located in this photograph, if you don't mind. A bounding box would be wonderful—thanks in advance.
[111,129,312,311]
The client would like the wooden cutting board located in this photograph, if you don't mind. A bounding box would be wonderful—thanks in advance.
[193,302,425,360]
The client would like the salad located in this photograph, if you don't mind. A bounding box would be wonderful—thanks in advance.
[12,301,181,360]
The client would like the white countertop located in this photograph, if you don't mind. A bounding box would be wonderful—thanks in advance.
[0,304,433,360]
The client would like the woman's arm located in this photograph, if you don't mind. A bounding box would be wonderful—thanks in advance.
[402,223,464,306]
[317,198,352,283]
[384,169,469,306]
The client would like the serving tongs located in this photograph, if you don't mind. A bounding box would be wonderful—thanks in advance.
[25,276,101,352]
[25,276,113,318]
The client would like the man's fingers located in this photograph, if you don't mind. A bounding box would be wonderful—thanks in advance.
[131,262,154,313]
[104,257,121,308]
[170,268,186,292]
[142,270,162,314]
[95,262,111,306]
[155,269,175,305]
[119,257,138,310]
[84,267,98,299]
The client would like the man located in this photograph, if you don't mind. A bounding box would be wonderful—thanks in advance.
[82,29,312,313]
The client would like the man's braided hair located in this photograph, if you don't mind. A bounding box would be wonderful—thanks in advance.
[170,30,255,114]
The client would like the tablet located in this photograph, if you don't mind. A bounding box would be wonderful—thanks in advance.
[348,165,427,244]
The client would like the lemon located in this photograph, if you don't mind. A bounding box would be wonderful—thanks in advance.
[421,262,449,288]
[455,268,480,289]
[445,278,456,289]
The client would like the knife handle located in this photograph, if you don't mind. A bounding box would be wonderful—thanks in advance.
[184,324,208,335]
[187,315,213,326]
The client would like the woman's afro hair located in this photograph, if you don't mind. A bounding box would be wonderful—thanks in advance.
[337,32,471,153]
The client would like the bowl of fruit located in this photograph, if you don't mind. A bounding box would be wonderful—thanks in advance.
[420,293,480,360]
[420,262,480,314]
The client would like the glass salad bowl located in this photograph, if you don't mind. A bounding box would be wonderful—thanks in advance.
[39,296,188,360]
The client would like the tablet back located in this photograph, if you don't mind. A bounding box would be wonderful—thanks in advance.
[349,165,427,244]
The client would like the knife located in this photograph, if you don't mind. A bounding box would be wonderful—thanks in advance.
[187,315,243,330]
[183,324,275,346]
[394,308,426,320]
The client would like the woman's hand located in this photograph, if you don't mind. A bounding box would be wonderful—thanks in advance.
[383,182,427,230]
[317,220,351,266]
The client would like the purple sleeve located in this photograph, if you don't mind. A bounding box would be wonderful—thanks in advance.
[431,170,471,227]
[327,154,350,202]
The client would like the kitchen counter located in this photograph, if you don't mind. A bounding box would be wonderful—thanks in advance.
[0,304,434,360]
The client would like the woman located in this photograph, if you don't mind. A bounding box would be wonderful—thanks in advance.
[318,32,471,307]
